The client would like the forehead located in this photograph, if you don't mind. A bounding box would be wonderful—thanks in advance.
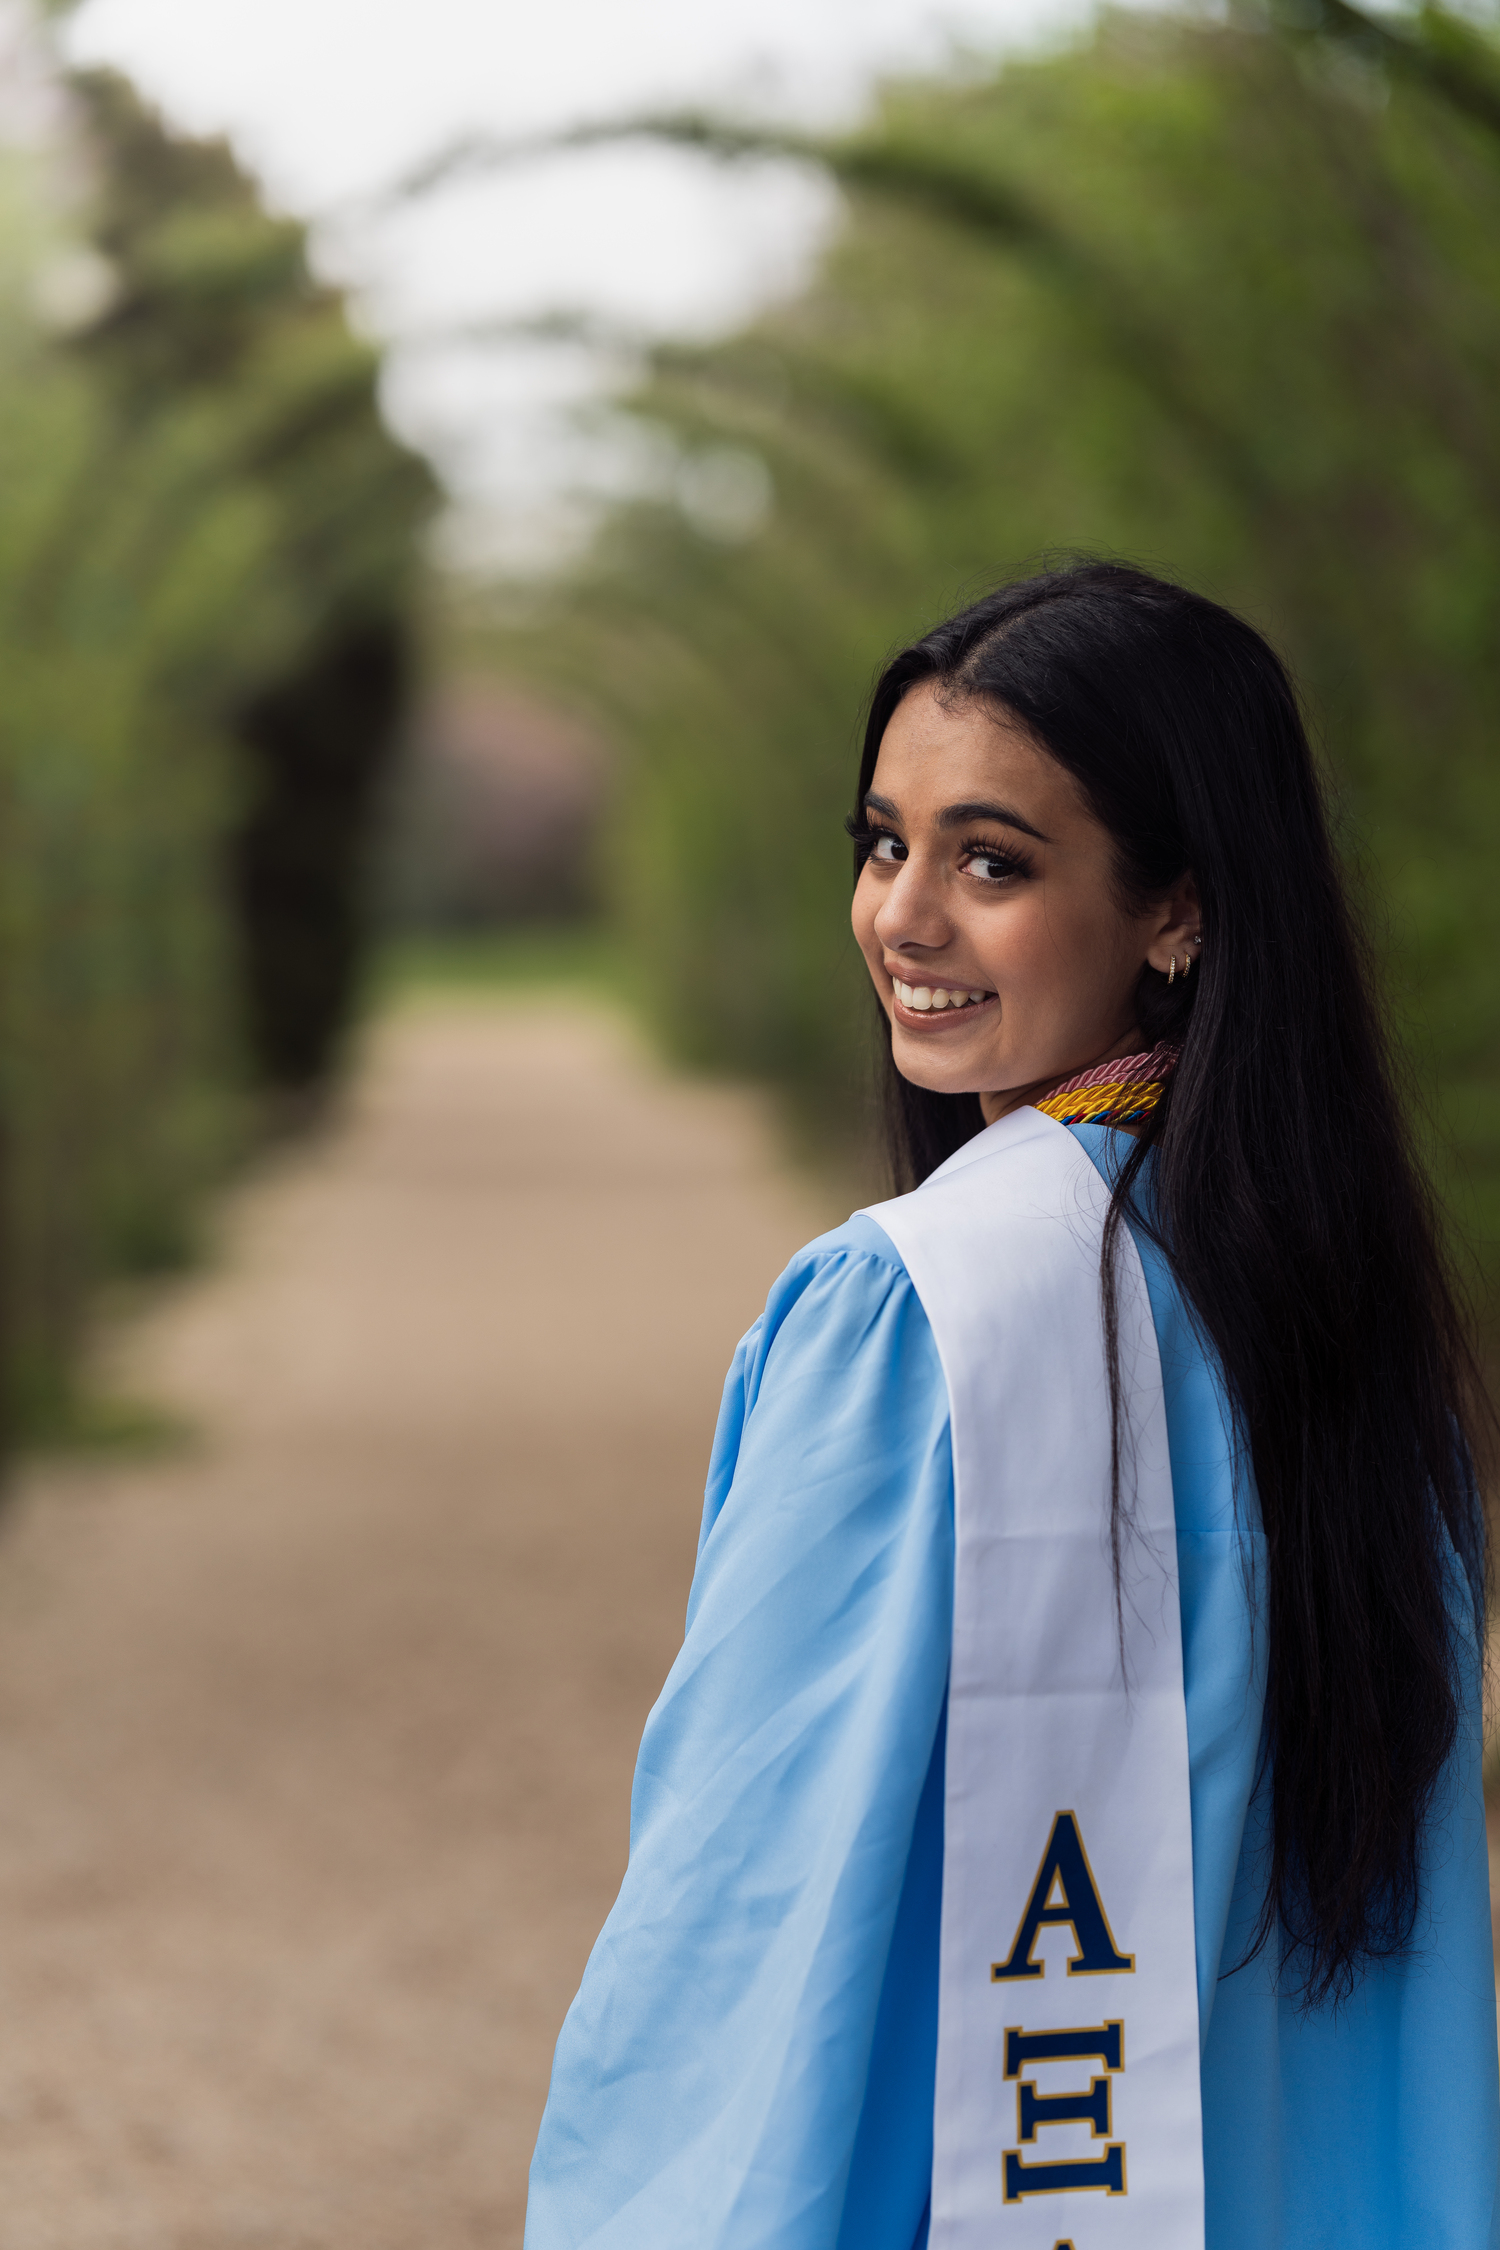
[872,682,1085,827]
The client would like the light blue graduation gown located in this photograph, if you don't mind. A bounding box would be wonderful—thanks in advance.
[525,1123,1500,2249]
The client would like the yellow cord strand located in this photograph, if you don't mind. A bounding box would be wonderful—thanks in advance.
[1033,1076,1168,1128]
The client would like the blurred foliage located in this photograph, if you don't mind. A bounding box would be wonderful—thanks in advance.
[69,70,437,1088]
[486,1,1500,1281]
[0,56,432,1443]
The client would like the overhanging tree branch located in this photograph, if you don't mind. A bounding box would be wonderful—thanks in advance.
[1276,0,1500,141]
[372,110,1266,506]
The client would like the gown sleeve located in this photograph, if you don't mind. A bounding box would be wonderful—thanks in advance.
[524,1216,954,2250]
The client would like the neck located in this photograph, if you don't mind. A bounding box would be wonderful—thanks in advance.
[978,1031,1151,1128]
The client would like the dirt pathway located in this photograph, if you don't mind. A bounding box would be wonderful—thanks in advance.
[0,996,834,2250]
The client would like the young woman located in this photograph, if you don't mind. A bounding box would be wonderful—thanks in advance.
[524,562,1499,2249]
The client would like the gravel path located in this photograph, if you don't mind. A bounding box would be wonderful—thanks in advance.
[0,996,833,2250]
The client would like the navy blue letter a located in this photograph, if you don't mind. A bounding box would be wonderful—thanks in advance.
[991,1810,1134,1981]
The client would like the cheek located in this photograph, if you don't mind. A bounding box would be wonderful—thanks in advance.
[991,892,1143,1038]
[966,892,1058,983]
[996,885,1120,971]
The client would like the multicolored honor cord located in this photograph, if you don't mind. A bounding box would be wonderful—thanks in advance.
[1033,1042,1180,1130]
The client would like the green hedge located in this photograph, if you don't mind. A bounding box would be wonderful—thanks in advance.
[0,66,433,1441]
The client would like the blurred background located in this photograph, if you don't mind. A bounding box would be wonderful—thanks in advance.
[0,0,1494,2239]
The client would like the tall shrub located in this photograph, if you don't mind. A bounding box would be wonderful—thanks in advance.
[0,51,433,1438]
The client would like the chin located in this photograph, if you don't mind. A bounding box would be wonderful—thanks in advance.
[889,1040,984,1098]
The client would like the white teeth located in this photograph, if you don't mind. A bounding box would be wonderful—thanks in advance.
[892,976,991,1011]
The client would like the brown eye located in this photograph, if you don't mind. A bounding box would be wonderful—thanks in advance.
[960,837,1030,885]
[869,832,907,866]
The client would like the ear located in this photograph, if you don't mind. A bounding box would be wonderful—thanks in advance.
[1144,872,1202,977]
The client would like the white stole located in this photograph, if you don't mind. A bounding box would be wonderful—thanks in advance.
[863,1106,1203,2250]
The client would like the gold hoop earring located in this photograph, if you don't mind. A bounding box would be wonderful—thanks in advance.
[1181,951,1193,979]
[1167,954,1177,985]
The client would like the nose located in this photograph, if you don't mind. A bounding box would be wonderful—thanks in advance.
[871,852,952,956]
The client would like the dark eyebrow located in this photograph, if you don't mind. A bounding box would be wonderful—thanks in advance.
[863,791,1051,845]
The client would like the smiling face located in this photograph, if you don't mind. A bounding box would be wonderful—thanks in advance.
[851,682,1200,1123]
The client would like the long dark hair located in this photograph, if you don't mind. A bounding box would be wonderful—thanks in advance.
[854,560,1488,2005]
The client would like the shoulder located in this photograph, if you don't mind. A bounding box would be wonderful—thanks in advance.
[786,1209,913,1277]
[751,1211,916,1347]
[701,1206,949,1575]
[861,1114,1120,1363]
[772,1210,912,1297]
[701,1212,946,1554]
[738,1212,927,1413]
